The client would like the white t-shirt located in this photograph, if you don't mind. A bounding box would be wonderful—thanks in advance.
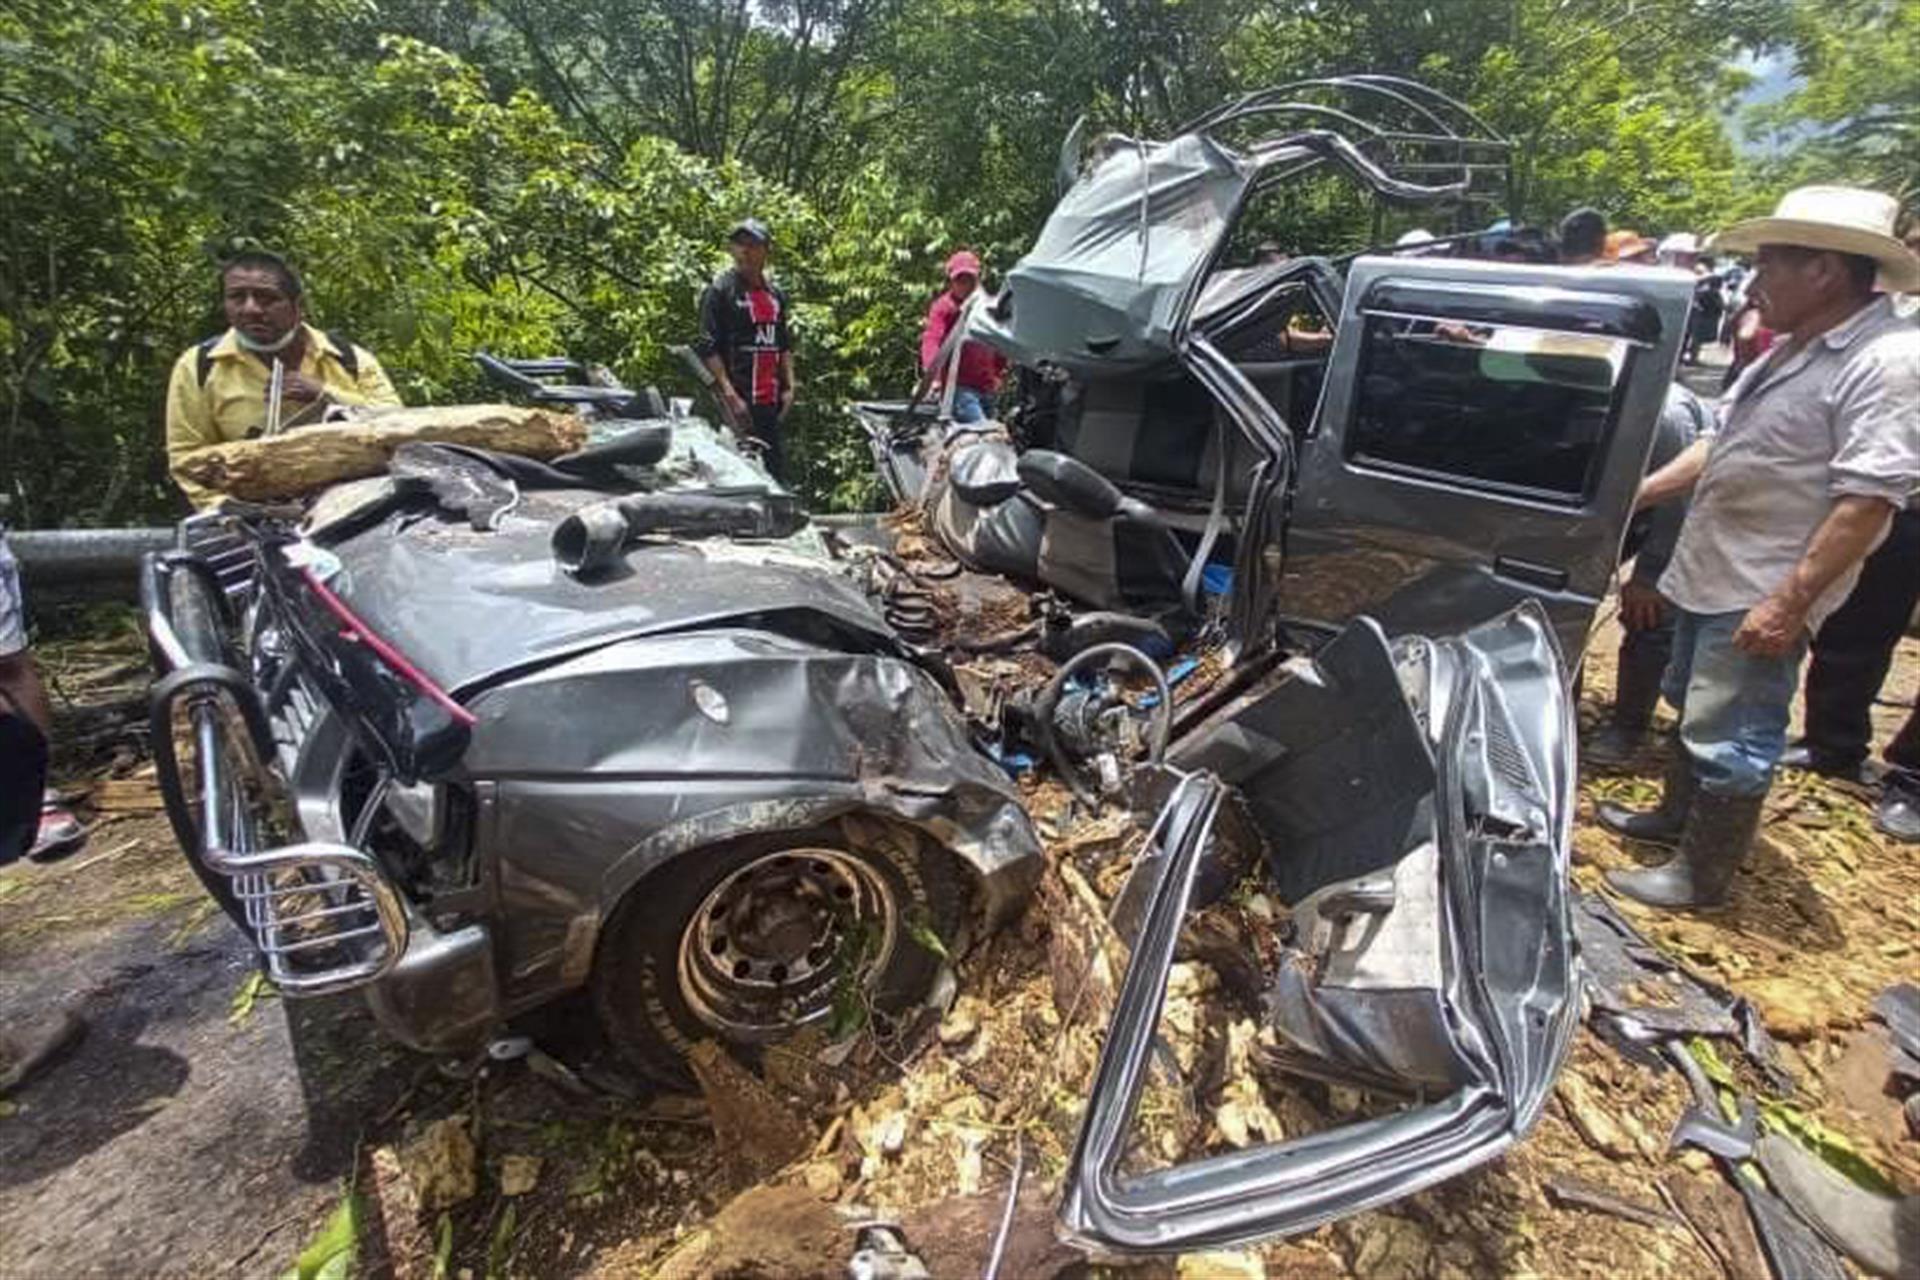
[0,532,25,658]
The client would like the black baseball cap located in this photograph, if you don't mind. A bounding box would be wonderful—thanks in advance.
[728,218,772,246]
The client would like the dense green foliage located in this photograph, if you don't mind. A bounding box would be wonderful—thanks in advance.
[1,0,1908,524]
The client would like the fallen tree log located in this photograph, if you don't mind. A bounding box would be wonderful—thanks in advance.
[172,404,588,502]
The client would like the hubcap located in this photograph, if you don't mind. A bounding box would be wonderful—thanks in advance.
[677,847,897,1040]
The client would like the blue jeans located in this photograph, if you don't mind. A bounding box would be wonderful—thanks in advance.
[950,387,989,424]
[1662,609,1808,797]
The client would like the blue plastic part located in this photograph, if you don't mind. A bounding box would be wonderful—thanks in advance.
[1201,563,1234,596]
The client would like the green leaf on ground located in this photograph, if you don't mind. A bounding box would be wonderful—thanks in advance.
[430,1213,453,1279]
[229,970,278,1025]
[1689,1038,1899,1194]
[486,1203,517,1280]
[1757,1102,1901,1197]
[278,1194,358,1280]
[904,909,950,962]
[167,898,220,948]
[122,890,200,916]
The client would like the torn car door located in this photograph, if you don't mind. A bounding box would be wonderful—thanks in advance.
[1282,258,1694,660]
[1062,601,1577,1251]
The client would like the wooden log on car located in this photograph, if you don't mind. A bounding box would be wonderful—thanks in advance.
[171,404,588,502]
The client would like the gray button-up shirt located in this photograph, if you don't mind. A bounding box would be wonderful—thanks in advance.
[1659,293,1920,630]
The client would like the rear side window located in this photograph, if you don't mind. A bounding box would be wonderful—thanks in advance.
[1346,314,1633,505]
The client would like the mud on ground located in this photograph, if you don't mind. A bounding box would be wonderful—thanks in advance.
[2,606,1914,1278]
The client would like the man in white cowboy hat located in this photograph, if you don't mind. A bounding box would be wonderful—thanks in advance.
[1599,185,1920,910]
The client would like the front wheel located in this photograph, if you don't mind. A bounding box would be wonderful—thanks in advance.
[591,815,968,1088]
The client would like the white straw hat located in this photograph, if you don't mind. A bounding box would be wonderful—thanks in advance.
[1657,232,1700,256]
[1709,185,1920,293]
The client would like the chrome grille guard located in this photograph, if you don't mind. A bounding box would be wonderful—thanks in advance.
[143,547,409,997]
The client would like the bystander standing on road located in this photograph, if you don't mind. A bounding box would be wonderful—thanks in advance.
[1779,504,1920,785]
[695,219,797,481]
[1662,233,1726,364]
[1599,186,1920,908]
[918,251,1007,425]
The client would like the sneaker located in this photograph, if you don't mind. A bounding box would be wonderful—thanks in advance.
[26,793,85,863]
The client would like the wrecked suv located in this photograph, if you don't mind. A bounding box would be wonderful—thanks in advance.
[851,76,1696,1248]
[142,358,1039,1087]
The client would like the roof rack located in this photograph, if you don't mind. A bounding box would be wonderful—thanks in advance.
[1183,75,1511,206]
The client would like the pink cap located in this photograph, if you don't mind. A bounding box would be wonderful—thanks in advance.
[945,250,982,279]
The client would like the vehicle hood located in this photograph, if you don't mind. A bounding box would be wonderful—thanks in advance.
[324,489,895,698]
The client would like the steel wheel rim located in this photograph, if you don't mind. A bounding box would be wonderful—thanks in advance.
[676,846,898,1040]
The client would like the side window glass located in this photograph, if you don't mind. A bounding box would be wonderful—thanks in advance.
[1345,313,1633,505]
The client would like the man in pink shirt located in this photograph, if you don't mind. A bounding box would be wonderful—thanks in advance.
[919,251,1007,424]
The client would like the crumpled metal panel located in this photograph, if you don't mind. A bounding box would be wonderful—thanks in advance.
[971,132,1254,375]
[457,629,1043,1002]
[1267,841,1473,1092]
[322,489,894,697]
[1061,601,1578,1252]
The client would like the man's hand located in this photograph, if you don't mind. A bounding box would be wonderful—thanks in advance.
[1619,579,1666,632]
[279,370,327,403]
[1733,592,1808,657]
[720,384,748,421]
[1735,496,1895,657]
[779,383,796,420]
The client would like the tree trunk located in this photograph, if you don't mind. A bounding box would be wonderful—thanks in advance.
[171,404,588,502]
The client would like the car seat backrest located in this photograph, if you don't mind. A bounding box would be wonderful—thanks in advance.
[1054,372,1277,503]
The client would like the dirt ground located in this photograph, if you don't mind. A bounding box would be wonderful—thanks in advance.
[3,509,1915,1277]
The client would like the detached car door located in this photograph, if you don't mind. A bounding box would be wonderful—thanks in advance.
[1282,257,1694,659]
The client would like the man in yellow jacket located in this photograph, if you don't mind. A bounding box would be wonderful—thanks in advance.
[165,250,401,507]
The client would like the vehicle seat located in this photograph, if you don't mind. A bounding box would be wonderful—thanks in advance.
[922,435,1189,610]
[1051,374,1273,514]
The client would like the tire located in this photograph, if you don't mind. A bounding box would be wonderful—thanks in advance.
[591,814,969,1088]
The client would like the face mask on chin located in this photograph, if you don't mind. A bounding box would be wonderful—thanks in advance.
[234,325,300,355]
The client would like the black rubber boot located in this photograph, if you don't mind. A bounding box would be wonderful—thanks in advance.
[1584,636,1670,767]
[1596,741,1695,848]
[1604,789,1765,909]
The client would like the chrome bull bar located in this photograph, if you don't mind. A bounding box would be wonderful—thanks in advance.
[144,548,409,997]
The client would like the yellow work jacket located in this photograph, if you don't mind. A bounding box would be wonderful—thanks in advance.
[164,324,401,506]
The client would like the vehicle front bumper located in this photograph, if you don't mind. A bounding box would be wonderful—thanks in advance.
[363,916,502,1054]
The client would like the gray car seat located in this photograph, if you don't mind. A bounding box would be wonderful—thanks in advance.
[923,432,1191,610]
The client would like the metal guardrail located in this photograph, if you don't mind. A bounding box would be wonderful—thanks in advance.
[11,528,174,590]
